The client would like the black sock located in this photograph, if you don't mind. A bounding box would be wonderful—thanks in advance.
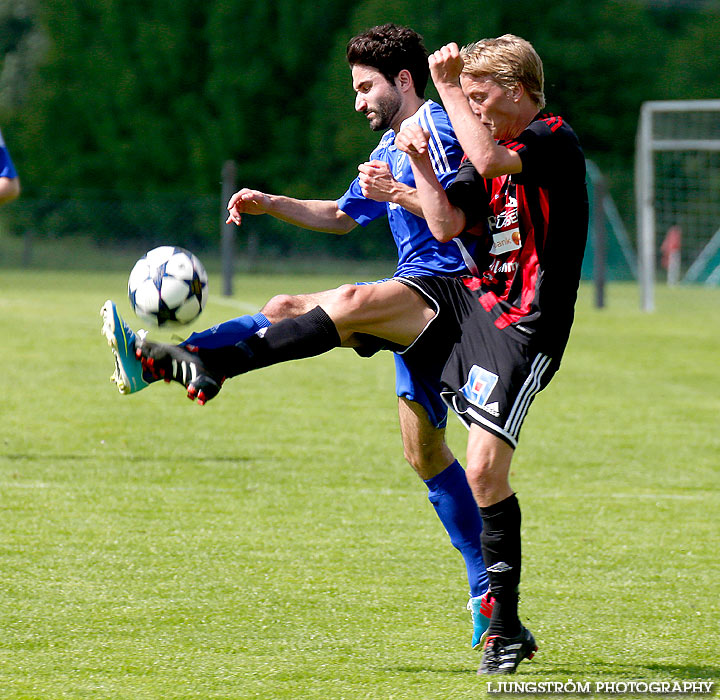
[198,306,341,378]
[479,493,522,638]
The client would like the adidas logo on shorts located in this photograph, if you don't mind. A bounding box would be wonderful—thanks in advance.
[479,401,500,417]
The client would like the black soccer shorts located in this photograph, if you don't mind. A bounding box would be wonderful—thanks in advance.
[397,276,559,449]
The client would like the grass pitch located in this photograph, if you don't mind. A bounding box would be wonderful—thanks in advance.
[0,270,718,699]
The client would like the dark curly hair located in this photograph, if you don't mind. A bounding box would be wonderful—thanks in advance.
[346,23,429,98]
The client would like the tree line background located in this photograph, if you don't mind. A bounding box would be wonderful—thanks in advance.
[0,0,718,263]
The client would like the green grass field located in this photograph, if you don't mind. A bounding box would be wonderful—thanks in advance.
[1,269,718,699]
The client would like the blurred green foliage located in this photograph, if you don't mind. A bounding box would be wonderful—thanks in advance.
[1,0,719,250]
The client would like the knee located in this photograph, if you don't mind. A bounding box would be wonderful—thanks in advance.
[261,294,301,322]
[318,284,369,331]
[403,441,453,480]
[331,284,364,313]
[403,443,429,472]
[465,460,505,505]
[465,460,491,489]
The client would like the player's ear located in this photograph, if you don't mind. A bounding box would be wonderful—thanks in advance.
[509,83,524,103]
[396,69,414,93]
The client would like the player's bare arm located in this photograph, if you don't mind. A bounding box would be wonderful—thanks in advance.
[395,124,466,242]
[0,176,20,205]
[429,43,522,179]
[226,188,357,234]
[357,160,424,217]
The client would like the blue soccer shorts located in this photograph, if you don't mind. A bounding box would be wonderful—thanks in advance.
[352,278,449,429]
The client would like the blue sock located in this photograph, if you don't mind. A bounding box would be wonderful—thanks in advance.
[424,460,488,597]
[182,313,271,348]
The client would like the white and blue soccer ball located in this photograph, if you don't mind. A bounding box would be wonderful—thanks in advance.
[128,246,208,326]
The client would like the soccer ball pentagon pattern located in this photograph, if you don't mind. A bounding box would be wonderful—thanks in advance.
[128,246,208,326]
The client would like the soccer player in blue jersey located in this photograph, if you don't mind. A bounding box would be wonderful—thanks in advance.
[128,34,588,675]
[103,24,492,647]
[0,127,20,205]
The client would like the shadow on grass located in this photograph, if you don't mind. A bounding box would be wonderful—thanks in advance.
[385,660,720,682]
[528,658,720,681]
[384,664,477,676]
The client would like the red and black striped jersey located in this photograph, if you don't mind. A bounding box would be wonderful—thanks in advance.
[446,113,588,356]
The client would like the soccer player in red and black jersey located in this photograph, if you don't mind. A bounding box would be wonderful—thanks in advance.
[133,34,587,675]
[390,36,589,674]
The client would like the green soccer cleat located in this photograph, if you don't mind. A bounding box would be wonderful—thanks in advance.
[468,590,494,649]
[101,300,150,394]
[478,626,537,675]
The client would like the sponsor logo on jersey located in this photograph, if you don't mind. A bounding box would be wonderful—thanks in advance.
[489,228,522,256]
[460,365,499,409]
[489,259,519,275]
[488,205,519,231]
[488,192,521,255]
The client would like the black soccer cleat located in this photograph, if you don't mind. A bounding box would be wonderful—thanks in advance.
[135,339,224,405]
[477,626,537,675]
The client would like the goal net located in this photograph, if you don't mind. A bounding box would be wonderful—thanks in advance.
[635,99,720,310]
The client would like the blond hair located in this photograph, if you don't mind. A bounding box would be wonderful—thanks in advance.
[460,34,545,109]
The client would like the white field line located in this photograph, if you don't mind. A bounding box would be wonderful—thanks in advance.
[209,296,261,314]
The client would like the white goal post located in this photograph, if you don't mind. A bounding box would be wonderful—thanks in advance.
[635,99,720,311]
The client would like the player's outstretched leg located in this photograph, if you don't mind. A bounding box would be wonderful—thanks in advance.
[135,338,225,405]
[136,305,341,405]
[101,300,152,395]
[478,626,537,675]
[182,313,271,349]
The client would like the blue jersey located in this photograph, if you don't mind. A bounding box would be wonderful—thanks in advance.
[337,100,476,277]
[0,128,17,179]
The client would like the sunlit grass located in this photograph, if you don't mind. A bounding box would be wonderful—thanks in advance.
[0,270,718,699]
